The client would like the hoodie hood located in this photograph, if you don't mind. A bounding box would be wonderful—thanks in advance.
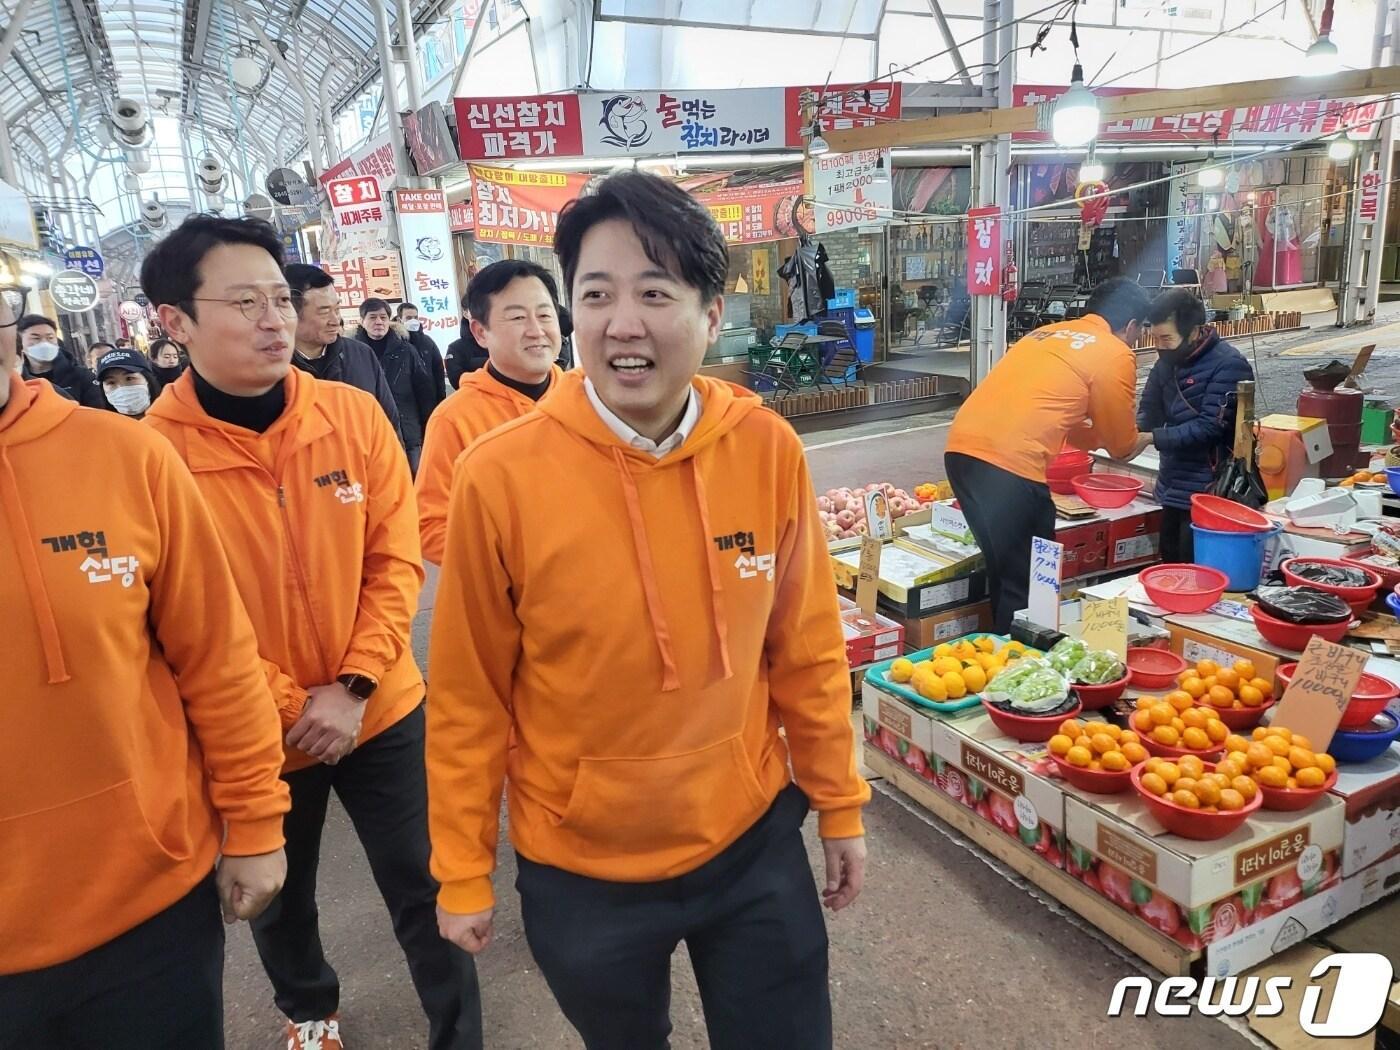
[461,363,563,406]
[0,376,80,683]
[538,371,762,690]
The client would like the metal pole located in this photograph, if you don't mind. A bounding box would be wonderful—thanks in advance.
[230,0,324,174]
[990,0,1015,364]
[450,3,491,96]
[0,122,17,185]
[396,0,423,111]
[1362,0,1398,322]
[375,2,414,199]
[925,0,974,88]
[1337,152,1362,325]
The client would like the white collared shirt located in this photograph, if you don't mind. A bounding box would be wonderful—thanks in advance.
[584,377,702,458]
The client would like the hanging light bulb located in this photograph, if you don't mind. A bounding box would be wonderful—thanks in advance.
[1078,148,1105,184]
[231,54,264,90]
[1196,157,1224,188]
[873,154,889,185]
[807,124,830,157]
[1327,136,1356,161]
[1305,0,1341,76]
[1052,64,1100,147]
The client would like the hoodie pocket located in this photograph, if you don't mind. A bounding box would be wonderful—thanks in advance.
[556,735,770,861]
[0,780,193,947]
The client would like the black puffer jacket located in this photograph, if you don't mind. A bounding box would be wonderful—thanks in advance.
[444,320,489,392]
[22,346,104,408]
[355,327,436,448]
[292,335,403,441]
[405,327,448,405]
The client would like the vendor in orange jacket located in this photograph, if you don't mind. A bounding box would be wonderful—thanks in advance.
[139,216,480,1050]
[416,259,565,565]
[0,280,289,1043]
[945,277,1152,632]
[428,172,870,1050]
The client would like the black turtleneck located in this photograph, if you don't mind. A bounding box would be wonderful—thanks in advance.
[360,331,391,357]
[488,363,553,402]
[192,367,287,434]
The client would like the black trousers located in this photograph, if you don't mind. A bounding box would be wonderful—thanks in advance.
[251,704,482,1050]
[945,452,1058,633]
[1159,506,1195,564]
[515,784,831,1050]
[0,875,223,1050]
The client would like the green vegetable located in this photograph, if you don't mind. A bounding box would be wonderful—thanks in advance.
[986,659,1071,712]
[1070,649,1127,685]
[1047,637,1089,674]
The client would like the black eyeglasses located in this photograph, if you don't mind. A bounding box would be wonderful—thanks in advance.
[0,285,29,328]
[185,290,298,322]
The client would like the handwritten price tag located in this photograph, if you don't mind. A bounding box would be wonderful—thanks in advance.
[1080,596,1129,659]
[857,536,882,616]
[1027,537,1064,630]
[1271,635,1370,752]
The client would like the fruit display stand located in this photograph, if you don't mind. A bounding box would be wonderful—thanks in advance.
[830,539,987,620]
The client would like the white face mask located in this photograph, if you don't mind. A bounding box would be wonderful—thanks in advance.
[25,340,60,363]
[105,383,151,416]
[405,319,421,332]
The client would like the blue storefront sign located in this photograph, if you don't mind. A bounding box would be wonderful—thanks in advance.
[64,245,105,279]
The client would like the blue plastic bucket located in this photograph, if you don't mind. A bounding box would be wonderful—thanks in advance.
[1190,523,1280,591]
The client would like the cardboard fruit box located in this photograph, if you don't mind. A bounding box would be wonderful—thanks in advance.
[838,596,905,668]
[885,600,994,652]
[1062,789,1345,974]
[1328,742,1400,877]
[831,538,988,619]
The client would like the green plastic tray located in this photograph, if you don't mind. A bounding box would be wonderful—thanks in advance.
[863,633,1032,715]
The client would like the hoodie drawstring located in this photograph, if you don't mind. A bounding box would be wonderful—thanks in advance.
[687,459,734,683]
[0,447,70,683]
[612,448,681,691]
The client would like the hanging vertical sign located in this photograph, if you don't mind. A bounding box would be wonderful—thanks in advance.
[1358,170,1382,224]
[394,189,461,339]
[966,206,1002,296]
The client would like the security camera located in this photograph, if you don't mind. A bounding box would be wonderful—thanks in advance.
[243,193,274,221]
[110,97,150,147]
[140,198,168,231]
[196,154,226,194]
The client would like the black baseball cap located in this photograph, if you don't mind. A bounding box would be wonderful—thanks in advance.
[96,349,154,378]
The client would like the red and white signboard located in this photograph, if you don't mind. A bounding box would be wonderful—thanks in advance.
[966,206,1002,296]
[448,199,475,232]
[1012,85,1381,143]
[454,95,584,160]
[784,83,903,147]
[326,175,388,231]
[810,149,892,233]
[318,133,399,190]
[1358,170,1383,224]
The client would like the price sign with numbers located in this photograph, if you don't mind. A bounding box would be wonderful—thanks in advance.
[856,537,883,616]
[1079,597,1128,659]
[1027,537,1063,630]
[1271,636,1370,752]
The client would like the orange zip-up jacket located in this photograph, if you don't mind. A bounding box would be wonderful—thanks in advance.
[946,314,1139,483]
[0,377,289,974]
[427,371,870,913]
[415,364,562,564]
[146,369,425,773]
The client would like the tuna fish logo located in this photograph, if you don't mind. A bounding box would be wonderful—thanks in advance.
[598,94,650,149]
[415,236,444,261]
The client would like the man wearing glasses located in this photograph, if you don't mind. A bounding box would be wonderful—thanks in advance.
[284,263,403,438]
[140,216,481,1050]
[0,268,290,1042]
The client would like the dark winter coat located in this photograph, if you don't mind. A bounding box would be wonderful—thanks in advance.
[1138,328,1255,510]
[444,321,489,391]
[292,335,403,441]
[355,327,436,448]
[21,346,104,408]
[405,327,448,405]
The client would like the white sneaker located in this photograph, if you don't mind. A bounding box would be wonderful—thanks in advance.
[286,1015,343,1050]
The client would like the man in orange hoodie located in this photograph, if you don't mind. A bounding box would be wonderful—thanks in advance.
[945,277,1151,632]
[416,259,564,565]
[139,216,480,1050]
[428,172,870,1050]
[0,276,289,1042]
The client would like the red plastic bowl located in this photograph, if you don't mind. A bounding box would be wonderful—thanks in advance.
[1192,697,1276,730]
[1190,493,1274,533]
[1050,752,1137,793]
[1131,762,1262,840]
[1073,673,1130,710]
[1071,472,1143,509]
[981,697,1083,743]
[1257,768,1339,812]
[1047,449,1093,495]
[1275,662,1400,731]
[1126,647,1189,690]
[1139,732,1225,762]
[1139,564,1229,614]
[1342,550,1400,592]
[1280,557,1382,615]
[1250,604,1351,651]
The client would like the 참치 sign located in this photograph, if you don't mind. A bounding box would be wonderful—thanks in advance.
[468,165,591,247]
[393,189,461,338]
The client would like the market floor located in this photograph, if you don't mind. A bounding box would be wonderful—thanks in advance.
[220,572,1261,1050]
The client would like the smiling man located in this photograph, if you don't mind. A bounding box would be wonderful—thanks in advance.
[427,172,869,1050]
[415,260,563,566]
[140,216,481,1050]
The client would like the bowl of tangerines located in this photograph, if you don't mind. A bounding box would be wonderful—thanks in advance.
[1047,718,1149,793]
[1130,754,1262,839]
[1173,658,1277,730]
[1219,724,1338,812]
[1128,691,1230,760]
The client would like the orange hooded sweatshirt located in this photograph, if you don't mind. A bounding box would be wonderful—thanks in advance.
[946,314,1140,483]
[0,377,289,975]
[146,369,425,773]
[415,364,563,564]
[427,371,870,913]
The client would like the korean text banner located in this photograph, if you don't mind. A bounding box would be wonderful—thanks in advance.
[783,83,903,148]
[454,95,584,162]
[395,189,461,338]
[966,206,1002,297]
[692,180,810,246]
[810,149,892,233]
[469,165,591,246]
